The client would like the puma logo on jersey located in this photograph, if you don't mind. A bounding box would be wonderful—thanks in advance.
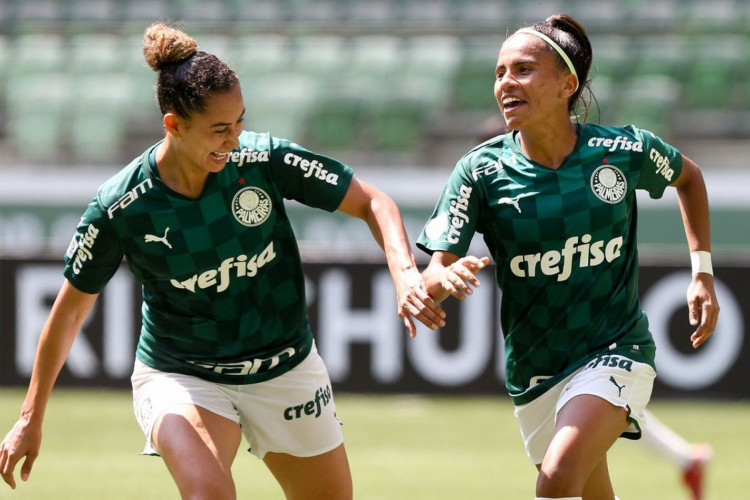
[144,227,172,249]
[497,192,539,213]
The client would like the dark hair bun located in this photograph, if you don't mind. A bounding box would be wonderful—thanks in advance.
[143,23,198,71]
[545,13,590,54]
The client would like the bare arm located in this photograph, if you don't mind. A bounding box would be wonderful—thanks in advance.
[670,155,719,348]
[1,280,98,489]
[422,251,490,303]
[337,177,446,336]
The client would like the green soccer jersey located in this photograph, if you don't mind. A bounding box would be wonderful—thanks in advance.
[63,131,353,384]
[417,124,683,404]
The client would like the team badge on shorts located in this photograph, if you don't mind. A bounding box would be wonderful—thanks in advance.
[590,165,627,204]
[137,397,153,433]
[232,186,272,226]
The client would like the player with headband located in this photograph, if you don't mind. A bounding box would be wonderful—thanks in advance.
[417,13,719,500]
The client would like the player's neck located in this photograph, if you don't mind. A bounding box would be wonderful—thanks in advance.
[155,141,210,199]
[518,121,577,170]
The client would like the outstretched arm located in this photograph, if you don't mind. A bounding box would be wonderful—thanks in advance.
[422,251,490,303]
[0,280,98,489]
[337,177,446,337]
[671,155,719,348]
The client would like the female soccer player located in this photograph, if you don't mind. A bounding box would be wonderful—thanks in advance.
[476,114,713,500]
[0,23,444,499]
[416,13,719,500]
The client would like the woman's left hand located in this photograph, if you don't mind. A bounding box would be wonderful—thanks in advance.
[395,267,446,338]
[687,274,720,348]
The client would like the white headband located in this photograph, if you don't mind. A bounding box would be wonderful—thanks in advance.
[516,27,579,91]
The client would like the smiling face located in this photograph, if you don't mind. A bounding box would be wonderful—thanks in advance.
[494,33,577,132]
[167,84,245,175]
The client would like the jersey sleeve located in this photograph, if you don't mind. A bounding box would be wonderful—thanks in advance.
[62,196,124,294]
[630,125,683,199]
[417,160,481,257]
[267,136,354,212]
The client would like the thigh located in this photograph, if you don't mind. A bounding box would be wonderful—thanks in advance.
[537,356,655,496]
[154,404,242,500]
[514,375,571,465]
[132,359,241,455]
[263,443,352,500]
[557,354,656,440]
[534,438,616,499]
[543,394,628,479]
[131,360,243,498]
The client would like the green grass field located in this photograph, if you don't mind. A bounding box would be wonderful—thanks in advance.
[0,389,748,499]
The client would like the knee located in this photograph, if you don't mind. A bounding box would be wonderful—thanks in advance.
[179,477,236,500]
[280,474,352,500]
[536,463,583,498]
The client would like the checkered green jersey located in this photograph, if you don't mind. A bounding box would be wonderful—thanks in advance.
[417,124,683,404]
[63,131,353,384]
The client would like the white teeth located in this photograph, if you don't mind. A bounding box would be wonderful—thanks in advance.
[503,97,522,105]
[211,152,228,159]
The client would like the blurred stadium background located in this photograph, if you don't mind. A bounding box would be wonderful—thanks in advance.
[0,0,749,257]
[1,0,749,498]
[1,0,750,170]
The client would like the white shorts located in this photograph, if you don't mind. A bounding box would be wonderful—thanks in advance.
[514,354,656,465]
[131,343,343,459]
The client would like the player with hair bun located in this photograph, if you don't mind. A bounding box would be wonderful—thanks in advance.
[417,13,719,499]
[0,22,445,499]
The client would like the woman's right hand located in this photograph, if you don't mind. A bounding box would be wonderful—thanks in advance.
[0,417,42,489]
[1,279,98,490]
[437,256,491,301]
[423,252,491,303]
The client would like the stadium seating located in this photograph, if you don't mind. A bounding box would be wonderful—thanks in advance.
[0,0,749,166]
[5,72,71,161]
[69,72,134,162]
[617,75,680,137]
[119,0,171,23]
[586,76,617,125]
[452,37,501,112]
[241,72,319,139]
[626,0,679,31]
[684,35,744,110]
[10,33,66,74]
[66,0,121,23]
[0,36,9,96]
[67,33,123,74]
[305,92,364,150]
[630,35,690,81]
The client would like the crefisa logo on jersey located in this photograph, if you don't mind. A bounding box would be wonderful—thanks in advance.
[229,148,269,166]
[590,165,627,204]
[232,187,272,226]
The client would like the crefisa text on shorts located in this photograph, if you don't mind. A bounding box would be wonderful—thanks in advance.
[283,385,332,420]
